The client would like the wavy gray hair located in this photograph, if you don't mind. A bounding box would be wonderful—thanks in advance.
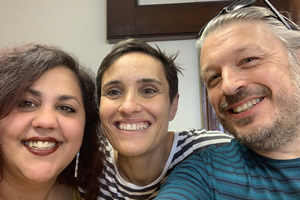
[196,6,300,74]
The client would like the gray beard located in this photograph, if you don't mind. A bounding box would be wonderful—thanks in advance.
[232,115,299,152]
[218,82,300,152]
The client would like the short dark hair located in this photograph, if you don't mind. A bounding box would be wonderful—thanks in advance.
[96,38,183,104]
[0,43,104,200]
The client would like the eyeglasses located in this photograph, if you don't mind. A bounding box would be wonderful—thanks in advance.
[197,0,296,39]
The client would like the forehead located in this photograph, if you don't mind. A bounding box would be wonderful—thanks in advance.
[102,52,166,82]
[200,20,282,70]
[32,66,82,96]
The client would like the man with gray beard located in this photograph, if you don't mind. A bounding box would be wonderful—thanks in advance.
[155,0,300,199]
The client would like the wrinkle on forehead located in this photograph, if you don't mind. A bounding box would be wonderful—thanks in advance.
[200,20,278,72]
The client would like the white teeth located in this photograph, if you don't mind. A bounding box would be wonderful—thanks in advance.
[118,122,150,131]
[25,141,57,150]
[242,103,248,110]
[132,124,137,130]
[247,101,252,107]
[233,98,262,113]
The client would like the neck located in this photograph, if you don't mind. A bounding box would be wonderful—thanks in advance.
[256,134,300,160]
[0,176,72,200]
[115,131,175,186]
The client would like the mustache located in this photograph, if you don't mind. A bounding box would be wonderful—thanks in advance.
[219,87,272,113]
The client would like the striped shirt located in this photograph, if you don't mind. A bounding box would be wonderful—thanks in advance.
[98,129,232,200]
[155,139,300,200]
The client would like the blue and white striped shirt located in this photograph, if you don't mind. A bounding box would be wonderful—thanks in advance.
[155,139,300,200]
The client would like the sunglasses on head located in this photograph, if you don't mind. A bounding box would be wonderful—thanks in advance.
[197,0,298,39]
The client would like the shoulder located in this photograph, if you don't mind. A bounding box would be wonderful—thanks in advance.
[175,128,233,150]
[188,139,245,164]
[100,143,118,186]
[177,128,233,140]
[166,129,232,169]
[73,188,82,200]
[167,140,240,174]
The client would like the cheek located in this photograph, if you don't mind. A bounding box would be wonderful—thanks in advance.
[208,90,221,112]
[99,99,117,120]
[99,110,112,133]
[0,114,29,142]
[62,119,85,145]
[147,100,171,121]
[99,103,116,135]
[99,106,108,120]
[257,69,291,95]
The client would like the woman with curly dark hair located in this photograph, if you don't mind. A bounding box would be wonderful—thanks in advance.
[0,43,106,200]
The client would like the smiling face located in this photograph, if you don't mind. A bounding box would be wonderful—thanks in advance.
[200,21,300,151]
[0,66,85,184]
[99,52,178,158]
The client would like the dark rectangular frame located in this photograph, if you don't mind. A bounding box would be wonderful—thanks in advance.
[107,0,288,44]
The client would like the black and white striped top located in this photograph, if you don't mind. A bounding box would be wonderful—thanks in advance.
[98,129,232,200]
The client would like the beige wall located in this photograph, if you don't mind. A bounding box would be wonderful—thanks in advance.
[0,0,202,130]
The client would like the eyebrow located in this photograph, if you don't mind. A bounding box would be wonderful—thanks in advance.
[233,47,248,54]
[102,80,120,89]
[138,78,162,85]
[202,46,260,74]
[102,78,162,88]
[26,88,82,105]
[27,88,42,97]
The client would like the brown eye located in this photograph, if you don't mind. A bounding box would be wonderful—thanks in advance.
[107,90,121,96]
[206,73,221,88]
[19,100,36,109]
[142,88,156,94]
[104,89,122,99]
[240,57,257,65]
[57,105,75,113]
[245,57,255,63]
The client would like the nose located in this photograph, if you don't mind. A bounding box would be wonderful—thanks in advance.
[221,67,248,96]
[32,106,58,129]
[118,92,142,115]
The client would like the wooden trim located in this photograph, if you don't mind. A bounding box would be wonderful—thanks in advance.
[107,0,234,43]
[107,0,290,44]
[201,79,220,131]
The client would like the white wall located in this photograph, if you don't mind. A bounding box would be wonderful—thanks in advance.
[0,0,202,130]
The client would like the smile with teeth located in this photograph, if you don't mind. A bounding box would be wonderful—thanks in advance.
[117,122,150,131]
[232,97,263,113]
[23,141,58,150]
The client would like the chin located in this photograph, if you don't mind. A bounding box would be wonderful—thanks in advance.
[26,174,57,183]
[121,147,145,157]
[23,167,60,183]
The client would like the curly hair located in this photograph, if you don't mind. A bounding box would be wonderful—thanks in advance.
[0,43,105,200]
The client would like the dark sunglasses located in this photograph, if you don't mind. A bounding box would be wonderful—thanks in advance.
[197,0,297,39]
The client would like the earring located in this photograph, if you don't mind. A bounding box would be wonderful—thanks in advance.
[74,152,80,178]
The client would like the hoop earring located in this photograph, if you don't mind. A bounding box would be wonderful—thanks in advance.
[74,152,80,178]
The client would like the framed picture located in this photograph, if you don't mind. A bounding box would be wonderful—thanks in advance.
[107,0,290,44]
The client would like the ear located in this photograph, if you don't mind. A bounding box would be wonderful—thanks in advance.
[169,94,179,121]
